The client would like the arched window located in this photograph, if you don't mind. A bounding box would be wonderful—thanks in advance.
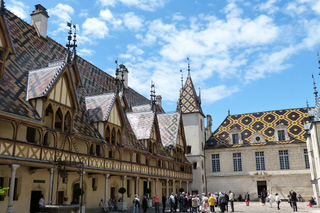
[55,108,63,131]
[116,130,121,146]
[111,129,116,145]
[64,111,72,133]
[108,147,113,158]
[136,154,140,163]
[105,126,110,143]
[45,104,53,128]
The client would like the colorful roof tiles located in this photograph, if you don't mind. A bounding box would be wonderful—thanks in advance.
[178,76,204,115]
[126,111,155,140]
[206,108,309,148]
[157,112,181,149]
[85,92,116,123]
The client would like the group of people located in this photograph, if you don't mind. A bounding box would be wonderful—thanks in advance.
[98,197,119,212]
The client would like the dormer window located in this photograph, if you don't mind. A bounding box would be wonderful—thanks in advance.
[232,134,239,144]
[274,124,289,142]
[251,132,265,143]
[229,127,243,145]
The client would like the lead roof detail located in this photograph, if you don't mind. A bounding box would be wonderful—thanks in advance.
[206,108,310,148]
[178,76,204,116]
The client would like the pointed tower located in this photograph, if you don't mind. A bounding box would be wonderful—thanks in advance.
[177,59,206,194]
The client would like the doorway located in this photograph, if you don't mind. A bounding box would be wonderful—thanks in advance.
[257,181,267,197]
[111,187,115,199]
[30,190,42,213]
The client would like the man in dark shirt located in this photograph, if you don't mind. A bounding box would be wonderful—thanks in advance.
[291,190,298,212]
[162,195,166,213]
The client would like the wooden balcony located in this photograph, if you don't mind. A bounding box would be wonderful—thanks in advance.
[0,138,193,180]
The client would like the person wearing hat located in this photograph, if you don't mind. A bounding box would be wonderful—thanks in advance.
[229,190,235,212]
[275,193,281,210]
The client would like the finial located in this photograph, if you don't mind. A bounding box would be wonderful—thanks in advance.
[187,57,190,77]
[318,51,320,73]
[72,24,77,57]
[312,74,318,104]
[228,109,230,116]
[150,81,156,112]
[66,22,76,64]
[306,98,309,111]
[0,0,5,15]
[180,69,183,89]
[199,87,201,104]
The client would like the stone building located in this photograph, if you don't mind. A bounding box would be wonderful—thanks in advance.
[0,2,192,213]
[205,108,313,201]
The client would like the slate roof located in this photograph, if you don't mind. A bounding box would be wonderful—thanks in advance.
[178,76,204,116]
[206,108,310,149]
[157,112,181,149]
[132,104,151,113]
[126,111,155,140]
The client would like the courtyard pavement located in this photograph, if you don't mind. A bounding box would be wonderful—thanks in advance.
[136,202,320,213]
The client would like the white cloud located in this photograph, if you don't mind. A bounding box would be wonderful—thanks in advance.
[7,0,29,19]
[79,9,89,18]
[284,2,307,17]
[78,48,96,56]
[98,0,167,11]
[255,0,279,14]
[123,12,144,31]
[173,13,185,21]
[100,8,114,21]
[48,3,74,22]
[202,85,239,104]
[311,0,320,15]
[127,44,144,55]
[82,17,109,39]
[98,0,117,7]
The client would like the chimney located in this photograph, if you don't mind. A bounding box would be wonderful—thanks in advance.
[156,95,162,108]
[205,114,212,141]
[30,4,49,38]
[118,64,129,88]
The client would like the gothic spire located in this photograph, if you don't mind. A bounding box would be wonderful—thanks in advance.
[72,24,77,59]
[66,22,77,64]
[312,74,318,104]
[198,87,201,104]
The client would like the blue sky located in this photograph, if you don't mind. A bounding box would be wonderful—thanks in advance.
[5,0,320,131]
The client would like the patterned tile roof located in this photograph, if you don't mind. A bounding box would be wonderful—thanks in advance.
[126,111,155,140]
[85,92,116,123]
[26,59,66,100]
[1,9,150,141]
[178,76,204,116]
[206,108,310,149]
[132,104,151,113]
[157,112,181,149]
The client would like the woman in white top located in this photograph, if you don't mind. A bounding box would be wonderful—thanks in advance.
[275,193,281,210]
[267,194,273,208]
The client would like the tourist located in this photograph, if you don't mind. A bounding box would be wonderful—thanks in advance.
[162,195,166,213]
[267,193,273,208]
[228,190,235,212]
[208,193,215,213]
[182,193,188,212]
[275,193,281,210]
[191,195,198,213]
[291,190,298,212]
[99,199,104,212]
[260,192,266,206]
[244,192,250,206]
[179,192,184,212]
[169,193,175,213]
[218,192,228,213]
[133,194,140,213]
[143,195,148,213]
[153,194,160,213]
[201,194,208,213]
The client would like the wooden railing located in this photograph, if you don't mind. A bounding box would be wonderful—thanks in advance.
[0,139,193,180]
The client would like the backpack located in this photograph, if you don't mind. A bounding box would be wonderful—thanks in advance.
[168,196,172,203]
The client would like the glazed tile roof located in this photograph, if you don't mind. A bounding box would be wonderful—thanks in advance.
[85,92,116,123]
[178,76,204,116]
[1,9,150,140]
[26,60,66,100]
[126,111,155,140]
[157,112,181,149]
[206,108,310,149]
[132,104,151,113]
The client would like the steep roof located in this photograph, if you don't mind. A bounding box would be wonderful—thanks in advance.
[178,76,204,116]
[157,112,181,149]
[206,108,310,149]
[126,111,155,140]
[1,9,150,140]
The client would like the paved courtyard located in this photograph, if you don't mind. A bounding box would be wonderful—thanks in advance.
[152,202,320,213]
